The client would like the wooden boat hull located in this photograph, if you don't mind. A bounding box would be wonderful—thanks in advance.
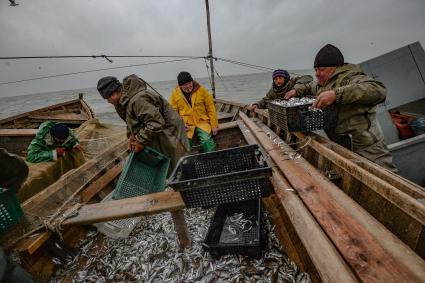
[2,99,424,282]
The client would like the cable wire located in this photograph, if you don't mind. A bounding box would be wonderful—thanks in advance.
[0,58,199,85]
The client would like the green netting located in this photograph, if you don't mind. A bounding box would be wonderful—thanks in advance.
[0,188,24,232]
[112,147,170,200]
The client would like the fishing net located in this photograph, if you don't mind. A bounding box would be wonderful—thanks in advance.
[17,119,126,202]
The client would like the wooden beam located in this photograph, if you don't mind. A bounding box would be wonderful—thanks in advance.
[308,133,425,199]
[239,112,422,282]
[170,210,191,249]
[270,169,358,282]
[257,120,425,280]
[0,129,38,136]
[28,113,88,122]
[62,191,185,226]
[293,133,425,226]
[81,162,124,203]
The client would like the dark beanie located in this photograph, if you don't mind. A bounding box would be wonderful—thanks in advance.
[272,69,290,81]
[314,44,344,68]
[50,123,70,140]
[177,71,193,86]
[97,76,122,99]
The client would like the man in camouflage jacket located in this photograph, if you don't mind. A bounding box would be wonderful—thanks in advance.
[253,69,312,109]
[285,44,397,171]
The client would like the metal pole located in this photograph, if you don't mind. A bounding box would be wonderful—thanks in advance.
[205,0,216,98]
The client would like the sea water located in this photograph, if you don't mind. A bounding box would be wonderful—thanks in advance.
[0,70,313,125]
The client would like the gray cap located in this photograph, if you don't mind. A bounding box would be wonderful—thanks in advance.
[97,76,122,99]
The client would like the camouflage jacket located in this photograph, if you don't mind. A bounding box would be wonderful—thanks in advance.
[294,64,387,151]
[256,75,313,108]
[114,74,190,172]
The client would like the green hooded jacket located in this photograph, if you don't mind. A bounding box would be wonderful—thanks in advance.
[294,64,388,152]
[114,74,190,172]
[27,121,79,163]
[256,75,313,108]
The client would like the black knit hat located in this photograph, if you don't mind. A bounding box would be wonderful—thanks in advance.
[177,71,193,86]
[50,123,70,140]
[97,76,122,99]
[314,44,344,68]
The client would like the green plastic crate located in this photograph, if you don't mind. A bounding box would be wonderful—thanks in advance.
[112,147,170,200]
[0,188,24,232]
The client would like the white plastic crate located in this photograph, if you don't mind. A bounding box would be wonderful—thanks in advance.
[93,192,141,239]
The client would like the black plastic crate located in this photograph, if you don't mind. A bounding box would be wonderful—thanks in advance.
[167,144,272,208]
[204,199,265,258]
[266,97,337,132]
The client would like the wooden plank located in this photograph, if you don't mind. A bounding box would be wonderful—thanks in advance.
[15,231,52,255]
[271,169,358,283]
[253,116,425,282]
[62,191,185,226]
[170,210,191,249]
[294,133,425,226]
[81,162,124,203]
[0,99,81,125]
[239,112,422,282]
[309,133,425,199]
[28,113,88,121]
[0,129,38,136]
[217,112,234,120]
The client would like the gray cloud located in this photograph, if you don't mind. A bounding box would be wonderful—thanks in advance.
[0,0,424,97]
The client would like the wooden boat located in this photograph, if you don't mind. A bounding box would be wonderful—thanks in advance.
[0,93,94,156]
[0,94,95,202]
[1,98,425,282]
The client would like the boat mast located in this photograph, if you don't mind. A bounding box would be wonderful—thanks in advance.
[205,0,216,98]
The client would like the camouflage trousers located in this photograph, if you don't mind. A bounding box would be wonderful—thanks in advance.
[356,140,398,173]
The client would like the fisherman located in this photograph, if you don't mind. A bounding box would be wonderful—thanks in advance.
[284,44,397,171]
[251,69,313,109]
[169,71,218,152]
[97,74,190,172]
[0,148,34,283]
[26,122,82,163]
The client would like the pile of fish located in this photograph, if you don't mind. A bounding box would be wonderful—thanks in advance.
[51,208,311,283]
[271,97,316,107]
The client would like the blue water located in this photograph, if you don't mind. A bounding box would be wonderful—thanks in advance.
[0,70,313,124]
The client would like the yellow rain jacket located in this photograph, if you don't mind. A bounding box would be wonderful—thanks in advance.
[170,82,218,139]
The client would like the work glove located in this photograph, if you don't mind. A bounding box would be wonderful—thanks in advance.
[56,147,66,157]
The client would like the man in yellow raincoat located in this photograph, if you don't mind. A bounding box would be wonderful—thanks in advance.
[170,72,218,152]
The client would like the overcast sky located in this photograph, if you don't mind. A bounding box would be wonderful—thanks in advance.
[0,0,424,97]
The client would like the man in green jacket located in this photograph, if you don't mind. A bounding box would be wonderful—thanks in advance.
[284,44,397,171]
[252,69,313,109]
[97,74,190,174]
[27,122,81,163]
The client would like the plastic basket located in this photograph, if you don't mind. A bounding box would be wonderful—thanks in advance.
[94,192,141,238]
[0,188,24,232]
[266,97,337,132]
[113,147,170,200]
[204,199,264,258]
[167,144,272,208]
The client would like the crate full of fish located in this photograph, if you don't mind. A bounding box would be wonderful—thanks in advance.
[265,96,337,132]
[203,199,264,258]
[167,144,272,208]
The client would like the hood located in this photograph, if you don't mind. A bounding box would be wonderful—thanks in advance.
[119,74,148,106]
